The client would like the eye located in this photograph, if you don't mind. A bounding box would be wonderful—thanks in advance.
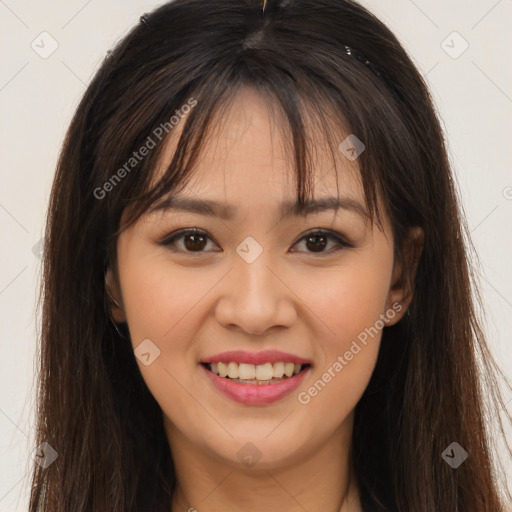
[160,227,354,255]
[290,229,354,254]
[160,228,220,253]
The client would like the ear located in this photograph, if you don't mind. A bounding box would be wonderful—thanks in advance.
[384,226,424,326]
[105,267,126,323]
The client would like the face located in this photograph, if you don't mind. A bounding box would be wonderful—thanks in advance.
[107,87,410,472]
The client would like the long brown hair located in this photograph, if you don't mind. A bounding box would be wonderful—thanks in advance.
[30,0,511,510]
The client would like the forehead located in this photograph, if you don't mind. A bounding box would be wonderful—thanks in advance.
[152,87,365,209]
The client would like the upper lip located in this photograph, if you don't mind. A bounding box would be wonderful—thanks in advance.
[201,350,312,366]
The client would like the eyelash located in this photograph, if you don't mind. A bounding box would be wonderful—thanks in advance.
[159,227,354,256]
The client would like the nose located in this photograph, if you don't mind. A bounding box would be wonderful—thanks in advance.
[214,249,297,336]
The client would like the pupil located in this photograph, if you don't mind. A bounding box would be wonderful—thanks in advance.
[185,234,206,251]
[306,234,327,252]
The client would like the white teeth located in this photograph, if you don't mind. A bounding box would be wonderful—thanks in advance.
[218,362,228,377]
[227,362,239,379]
[272,362,285,378]
[207,361,306,380]
[284,362,294,377]
[255,363,274,381]
[238,363,256,380]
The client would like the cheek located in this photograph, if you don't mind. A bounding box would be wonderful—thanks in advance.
[119,251,214,356]
[117,250,214,424]
[293,252,393,418]
[299,254,392,351]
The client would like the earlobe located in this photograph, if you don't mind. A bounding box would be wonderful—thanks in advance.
[384,226,424,326]
[105,267,127,323]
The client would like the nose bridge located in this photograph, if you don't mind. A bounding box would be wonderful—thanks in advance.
[234,237,281,314]
[237,244,276,303]
[215,236,296,335]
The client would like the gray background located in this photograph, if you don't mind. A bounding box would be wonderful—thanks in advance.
[1,0,511,509]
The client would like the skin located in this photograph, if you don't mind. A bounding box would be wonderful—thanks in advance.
[106,87,422,512]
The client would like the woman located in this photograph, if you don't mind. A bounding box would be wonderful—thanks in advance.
[30,0,511,510]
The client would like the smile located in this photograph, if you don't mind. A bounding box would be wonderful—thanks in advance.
[203,361,308,384]
[200,360,311,405]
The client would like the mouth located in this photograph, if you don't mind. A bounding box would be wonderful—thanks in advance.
[201,361,312,385]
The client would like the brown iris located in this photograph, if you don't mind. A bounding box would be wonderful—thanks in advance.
[184,233,208,251]
[305,233,328,252]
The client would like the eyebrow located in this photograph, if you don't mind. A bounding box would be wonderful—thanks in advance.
[149,195,370,220]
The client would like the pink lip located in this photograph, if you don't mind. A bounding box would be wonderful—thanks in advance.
[201,363,311,405]
[201,350,312,365]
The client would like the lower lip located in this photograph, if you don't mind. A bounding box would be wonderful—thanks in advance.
[201,364,311,405]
